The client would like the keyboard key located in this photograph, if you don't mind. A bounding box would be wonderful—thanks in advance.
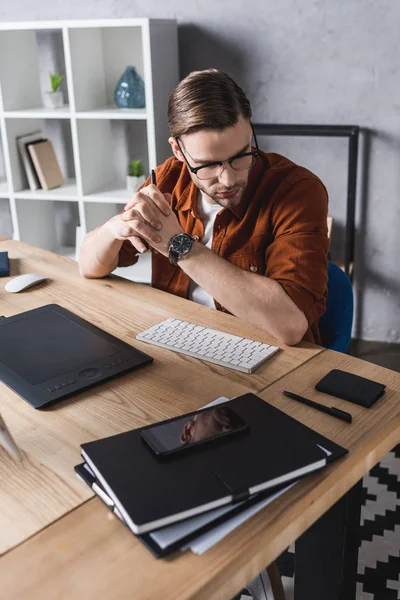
[238,361,254,369]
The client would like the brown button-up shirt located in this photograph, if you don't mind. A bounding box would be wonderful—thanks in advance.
[118,151,329,344]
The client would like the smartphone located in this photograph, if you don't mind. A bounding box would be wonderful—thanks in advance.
[141,404,248,456]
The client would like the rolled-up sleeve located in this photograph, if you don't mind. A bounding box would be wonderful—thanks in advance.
[266,178,329,328]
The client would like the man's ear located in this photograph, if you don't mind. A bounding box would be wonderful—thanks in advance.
[169,137,184,162]
[180,420,195,444]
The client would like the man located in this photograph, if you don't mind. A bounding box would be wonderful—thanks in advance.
[79,69,329,346]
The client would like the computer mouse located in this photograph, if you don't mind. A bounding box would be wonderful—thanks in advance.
[5,273,48,293]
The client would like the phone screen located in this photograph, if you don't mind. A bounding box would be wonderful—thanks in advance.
[141,405,248,456]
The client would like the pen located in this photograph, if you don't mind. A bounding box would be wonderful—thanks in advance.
[282,390,352,423]
[0,413,22,459]
[151,169,157,185]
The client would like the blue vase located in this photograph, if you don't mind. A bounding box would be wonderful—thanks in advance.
[114,66,145,109]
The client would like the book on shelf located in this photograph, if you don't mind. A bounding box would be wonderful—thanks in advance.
[27,140,64,191]
[16,130,45,191]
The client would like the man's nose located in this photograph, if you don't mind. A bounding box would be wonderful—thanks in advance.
[218,163,237,187]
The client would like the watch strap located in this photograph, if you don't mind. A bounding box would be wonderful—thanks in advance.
[169,247,180,265]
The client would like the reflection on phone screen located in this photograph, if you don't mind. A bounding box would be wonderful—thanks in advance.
[142,406,247,455]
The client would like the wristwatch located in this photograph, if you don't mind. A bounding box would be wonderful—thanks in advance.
[168,233,196,265]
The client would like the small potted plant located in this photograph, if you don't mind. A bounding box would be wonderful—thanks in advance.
[44,73,65,109]
[127,159,146,191]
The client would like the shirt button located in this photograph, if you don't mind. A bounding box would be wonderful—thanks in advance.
[249,264,258,273]
[193,235,199,241]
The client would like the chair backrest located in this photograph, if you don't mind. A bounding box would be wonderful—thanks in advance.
[319,261,354,353]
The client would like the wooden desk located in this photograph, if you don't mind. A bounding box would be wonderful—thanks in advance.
[0,239,323,556]
[1,350,399,600]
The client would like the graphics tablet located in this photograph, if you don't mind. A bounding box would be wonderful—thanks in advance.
[0,304,153,408]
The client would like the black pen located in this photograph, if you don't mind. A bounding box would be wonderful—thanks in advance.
[282,390,352,423]
[151,169,157,185]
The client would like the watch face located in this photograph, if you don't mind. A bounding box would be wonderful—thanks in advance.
[171,234,193,254]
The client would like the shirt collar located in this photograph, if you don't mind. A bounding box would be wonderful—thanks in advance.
[174,166,197,212]
[230,152,269,219]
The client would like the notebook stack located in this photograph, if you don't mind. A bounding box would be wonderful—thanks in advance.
[17,130,64,191]
[76,393,347,557]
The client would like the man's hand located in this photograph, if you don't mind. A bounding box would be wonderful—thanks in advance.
[102,184,170,254]
[120,184,184,257]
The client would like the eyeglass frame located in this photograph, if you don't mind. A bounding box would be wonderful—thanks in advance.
[175,122,260,180]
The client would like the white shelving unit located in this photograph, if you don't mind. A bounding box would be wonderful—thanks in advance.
[0,19,179,283]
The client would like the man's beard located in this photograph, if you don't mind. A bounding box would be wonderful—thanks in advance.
[196,178,248,208]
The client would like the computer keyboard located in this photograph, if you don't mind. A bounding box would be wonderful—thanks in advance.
[136,318,280,373]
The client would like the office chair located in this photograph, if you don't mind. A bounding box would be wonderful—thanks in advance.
[319,261,354,353]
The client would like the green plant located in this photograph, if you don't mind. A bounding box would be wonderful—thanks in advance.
[128,160,145,177]
[49,73,64,93]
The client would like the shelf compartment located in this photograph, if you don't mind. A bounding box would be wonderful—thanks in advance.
[0,197,12,237]
[15,198,80,255]
[77,119,148,196]
[0,180,9,197]
[0,28,69,112]
[0,133,8,196]
[5,117,77,195]
[68,26,145,112]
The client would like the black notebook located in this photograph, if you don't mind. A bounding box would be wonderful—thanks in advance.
[81,393,347,534]
[75,462,294,558]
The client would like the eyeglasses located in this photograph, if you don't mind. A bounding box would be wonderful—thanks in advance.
[176,123,259,181]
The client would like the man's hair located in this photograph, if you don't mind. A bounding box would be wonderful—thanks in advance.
[168,69,252,138]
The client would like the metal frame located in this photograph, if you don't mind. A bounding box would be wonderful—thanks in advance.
[252,124,360,279]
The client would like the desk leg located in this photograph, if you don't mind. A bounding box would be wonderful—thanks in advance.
[294,479,363,600]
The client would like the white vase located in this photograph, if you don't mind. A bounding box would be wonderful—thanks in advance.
[44,91,64,109]
[126,174,146,192]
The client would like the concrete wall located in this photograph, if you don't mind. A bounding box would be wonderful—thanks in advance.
[1,0,399,342]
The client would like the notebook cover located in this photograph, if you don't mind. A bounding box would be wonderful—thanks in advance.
[81,393,347,534]
[27,140,64,191]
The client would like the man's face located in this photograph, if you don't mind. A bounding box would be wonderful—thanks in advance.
[180,407,235,444]
[170,116,253,209]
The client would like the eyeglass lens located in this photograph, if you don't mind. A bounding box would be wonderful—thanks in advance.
[196,154,256,180]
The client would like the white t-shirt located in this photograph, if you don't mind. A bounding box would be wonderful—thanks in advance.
[188,192,221,309]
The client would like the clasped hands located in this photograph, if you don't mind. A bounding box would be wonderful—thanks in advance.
[109,184,183,257]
